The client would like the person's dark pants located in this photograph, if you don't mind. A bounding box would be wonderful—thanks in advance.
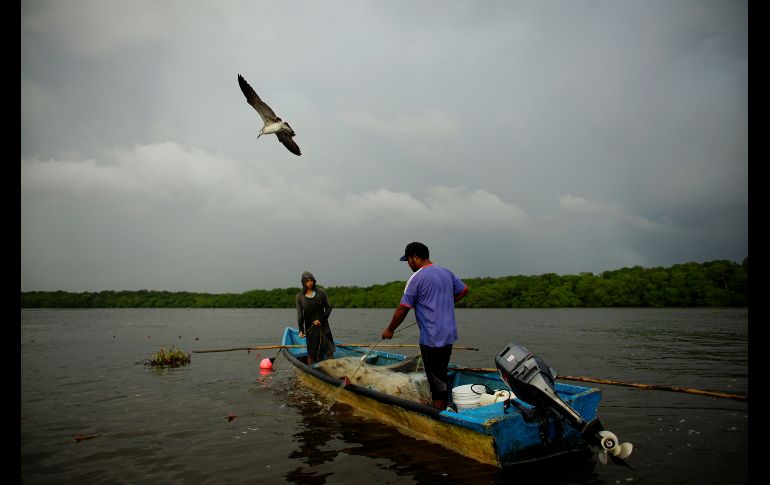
[419,344,453,403]
[306,323,335,363]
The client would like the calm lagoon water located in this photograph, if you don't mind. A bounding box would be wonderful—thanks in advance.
[21,307,748,484]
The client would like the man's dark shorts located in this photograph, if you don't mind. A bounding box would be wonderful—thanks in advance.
[419,344,453,402]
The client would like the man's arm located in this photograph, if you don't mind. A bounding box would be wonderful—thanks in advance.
[382,305,410,339]
[454,285,469,303]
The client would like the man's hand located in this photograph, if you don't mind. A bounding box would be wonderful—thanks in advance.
[382,305,410,340]
[312,320,321,326]
[299,331,305,338]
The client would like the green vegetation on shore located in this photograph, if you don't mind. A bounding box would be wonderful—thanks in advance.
[21,258,747,309]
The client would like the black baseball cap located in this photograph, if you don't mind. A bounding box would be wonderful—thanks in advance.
[399,242,429,261]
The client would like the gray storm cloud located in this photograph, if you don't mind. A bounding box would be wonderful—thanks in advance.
[21,1,747,292]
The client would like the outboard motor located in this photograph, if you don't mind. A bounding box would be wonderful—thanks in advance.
[495,342,633,467]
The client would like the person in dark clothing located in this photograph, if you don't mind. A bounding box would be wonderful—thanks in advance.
[381,242,468,410]
[296,271,335,364]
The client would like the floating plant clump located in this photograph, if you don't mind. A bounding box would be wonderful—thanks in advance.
[145,346,191,367]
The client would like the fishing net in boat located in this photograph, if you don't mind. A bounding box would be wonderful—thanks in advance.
[315,356,432,404]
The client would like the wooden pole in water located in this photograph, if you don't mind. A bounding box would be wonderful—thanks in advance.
[193,345,305,353]
[557,375,748,402]
[338,344,479,351]
[450,367,747,402]
[193,343,479,353]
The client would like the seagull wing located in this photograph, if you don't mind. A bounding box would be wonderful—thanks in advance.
[276,131,301,156]
[237,74,280,124]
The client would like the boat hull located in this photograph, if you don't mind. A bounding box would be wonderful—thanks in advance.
[280,326,600,468]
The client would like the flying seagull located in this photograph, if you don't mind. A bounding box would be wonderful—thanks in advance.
[237,74,301,156]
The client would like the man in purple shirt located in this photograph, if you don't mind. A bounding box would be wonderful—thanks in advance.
[382,242,469,410]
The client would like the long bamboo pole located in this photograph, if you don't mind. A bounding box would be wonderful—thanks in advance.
[450,367,747,401]
[193,345,305,353]
[192,343,479,353]
[338,343,479,351]
[192,347,746,401]
[558,375,747,401]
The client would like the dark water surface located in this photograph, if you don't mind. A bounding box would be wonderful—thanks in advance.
[21,308,748,484]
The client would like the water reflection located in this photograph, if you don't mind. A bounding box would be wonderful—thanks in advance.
[283,381,346,484]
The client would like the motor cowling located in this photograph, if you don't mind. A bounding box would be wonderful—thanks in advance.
[494,343,585,427]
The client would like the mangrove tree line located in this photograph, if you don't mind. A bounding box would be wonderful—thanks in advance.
[21,258,748,309]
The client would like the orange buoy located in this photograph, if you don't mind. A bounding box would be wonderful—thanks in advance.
[259,358,273,369]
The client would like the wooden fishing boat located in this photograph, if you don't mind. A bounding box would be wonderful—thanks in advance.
[279,326,609,468]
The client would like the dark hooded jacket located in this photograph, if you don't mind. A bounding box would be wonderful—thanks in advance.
[295,271,333,334]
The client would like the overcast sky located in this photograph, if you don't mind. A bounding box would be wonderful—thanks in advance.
[21,0,747,293]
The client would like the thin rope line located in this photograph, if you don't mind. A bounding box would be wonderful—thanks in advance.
[394,321,418,335]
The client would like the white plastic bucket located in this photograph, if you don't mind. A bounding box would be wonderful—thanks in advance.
[451,383,486,410]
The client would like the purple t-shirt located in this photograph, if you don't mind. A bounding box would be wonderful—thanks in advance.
[399,264,467,347]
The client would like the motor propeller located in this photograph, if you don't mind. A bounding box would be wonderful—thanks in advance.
[597,430,634,467]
